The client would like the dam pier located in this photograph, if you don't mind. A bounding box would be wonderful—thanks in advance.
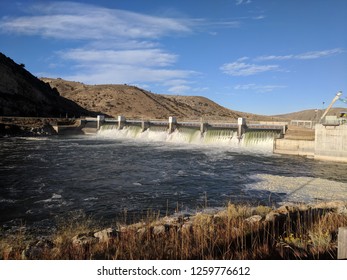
[95,115,287,139]
[51,114,347,163]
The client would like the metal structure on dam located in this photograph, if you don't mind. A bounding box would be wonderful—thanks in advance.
[92,115,288,140]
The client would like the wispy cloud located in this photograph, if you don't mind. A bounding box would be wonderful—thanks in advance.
[234,84,286,93]
[221,48,343,77]
[0,2,191,40]
[0,1,202,87]
[256,48,344,61]
[0,1,243,90]
[236,0,252,5]
[64,65,194,85]
[58,48,178,67]
[220,59,278,76]
[167,85,192,94]
[163,79,208,95]
[0,2,241,40]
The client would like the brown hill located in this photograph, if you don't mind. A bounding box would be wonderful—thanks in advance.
[41,78,277,122]
[0,52,94,117]
[273,107,346,121]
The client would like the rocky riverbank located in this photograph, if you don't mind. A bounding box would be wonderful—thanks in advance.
[0,117,81,137]
[0,117,56,137]
[1,201,346,260]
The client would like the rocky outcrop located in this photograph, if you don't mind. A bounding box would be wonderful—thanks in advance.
[0,52,94,117]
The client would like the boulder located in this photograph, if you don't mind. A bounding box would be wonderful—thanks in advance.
[265,211,281,223]
[152,225,166,235]
[72,232,97,246]
[137,227,147,238]
[312,201,346,211]
[245,215,263,224]
[94,228,118,242]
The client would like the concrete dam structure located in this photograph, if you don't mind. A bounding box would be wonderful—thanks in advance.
[274,122,347,163]
[52,114,347,162]
[94,116,287,151]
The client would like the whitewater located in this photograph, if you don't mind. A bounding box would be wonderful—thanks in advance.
[0,127,346,234]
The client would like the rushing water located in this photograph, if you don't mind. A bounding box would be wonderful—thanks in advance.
[1,128,347,235]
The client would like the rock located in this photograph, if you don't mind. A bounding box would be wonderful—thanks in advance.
[162,216,179,225]
[152,225,166,235]
[72,232,97,246]
[127,222,146,231]
[94,228,118,242]
[337,206,347,215]
[0,52,92,118]
[21,239,54,260]
[137,227,147,238]
[276,205,290,215]
[277,203,309,214]
[245,215,263,224]
[265,211,281,223]
[312,201,346,211]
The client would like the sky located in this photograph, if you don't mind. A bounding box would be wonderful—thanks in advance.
[0,0,346,115]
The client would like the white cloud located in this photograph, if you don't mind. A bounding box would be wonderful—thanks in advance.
[54,47,196,86]
[256,48,344,61]
[58,48,178,67]
[63,64,194,85]
[163,79,208,95]
[253,15,266,20]
[168,85,192,94]
[236,0,252,5]
[2,1,241,92]
[221,48,344,77]
[220,61,278,76]
[234,84,286,93]
[0,2,191,40]
[0,1,204,90]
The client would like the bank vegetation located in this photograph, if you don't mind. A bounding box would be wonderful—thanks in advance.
[1,201,347,260]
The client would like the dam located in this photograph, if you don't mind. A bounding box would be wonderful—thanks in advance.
[52,115,347,162]
[94,116,287,151]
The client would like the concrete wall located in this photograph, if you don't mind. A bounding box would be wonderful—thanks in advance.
[274,139,315,157]
[274,124,347,163]
[315,124,347,163]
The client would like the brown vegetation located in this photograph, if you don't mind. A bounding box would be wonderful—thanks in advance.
[41,78,281,122]
[1,202,346,260]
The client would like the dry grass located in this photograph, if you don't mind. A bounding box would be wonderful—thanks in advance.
[1,203,346,260]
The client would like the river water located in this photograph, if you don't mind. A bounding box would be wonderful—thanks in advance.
[1,128,347,234]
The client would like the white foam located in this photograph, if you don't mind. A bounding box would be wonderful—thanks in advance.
[52,193,62,199]
[98,125,275,153]
[247,174,347,203]
[0,198,16,203]
[20,137,50,141]
[83,197,98,201]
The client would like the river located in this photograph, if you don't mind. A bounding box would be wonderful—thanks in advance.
[1,128,347,235]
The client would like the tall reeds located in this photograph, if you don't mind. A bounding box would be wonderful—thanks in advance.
[1,203,346,260]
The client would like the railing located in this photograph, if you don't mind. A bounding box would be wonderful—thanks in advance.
[290,120,316,129]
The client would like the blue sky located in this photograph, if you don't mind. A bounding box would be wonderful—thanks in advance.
[0,0,346,115]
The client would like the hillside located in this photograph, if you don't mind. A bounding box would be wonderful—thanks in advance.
[0,52,94,118]
[41,78,277,121]
[273,107,346,121]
